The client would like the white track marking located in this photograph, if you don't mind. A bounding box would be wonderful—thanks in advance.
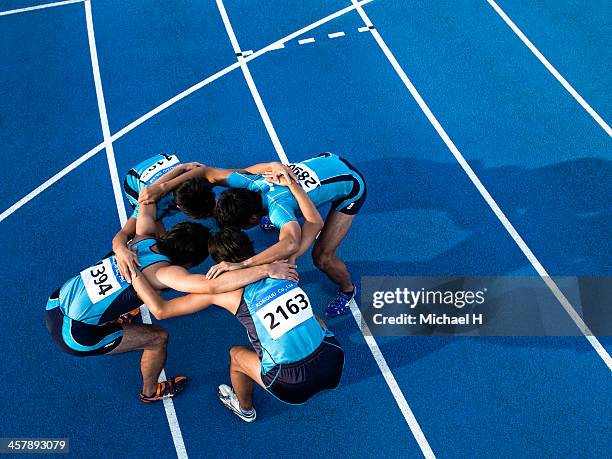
[216,0,435,454]
[0,0,83,17]
[84,2,188,457]
[216,0,289,163]
[0,0,373,223]
[268,42,285,50]
[328,31,346,39]
[352,0,612,371]
[358,26,370,32]
[0,143,104,223]
[242,49,254,56]
[485,0,611,136]
[84,0,126,225]
[298,37,316,45]
[350,302,436,458]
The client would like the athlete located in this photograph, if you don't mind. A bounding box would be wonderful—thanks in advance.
[112,153,216,282]
[46,194,297,403]
[130,172,344,421]
[138,153,367,317]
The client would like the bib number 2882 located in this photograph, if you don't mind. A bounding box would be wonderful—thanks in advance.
[256,287,313,340]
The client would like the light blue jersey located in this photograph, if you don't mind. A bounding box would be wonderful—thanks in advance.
[238,279,332,374]
[48,239,170,325]
[225,153,366,229]
[123,153,182,221]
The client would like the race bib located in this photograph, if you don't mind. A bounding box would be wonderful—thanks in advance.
[254,283,314,340]
[80,257,128,304]
[287,162,320,192]
[139,154,180,184]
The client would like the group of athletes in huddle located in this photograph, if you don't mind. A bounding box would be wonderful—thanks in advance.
[45,151,366,422]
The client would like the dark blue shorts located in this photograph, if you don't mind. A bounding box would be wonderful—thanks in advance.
[262,336,344,405]
[45,291,123,357]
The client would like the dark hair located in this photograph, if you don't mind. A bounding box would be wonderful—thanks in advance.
[215,189,263,228]
[157,221,210,267]
[174,178,216,219]
[208,228,255,263]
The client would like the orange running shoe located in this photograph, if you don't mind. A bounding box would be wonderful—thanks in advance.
[140,376,188,403]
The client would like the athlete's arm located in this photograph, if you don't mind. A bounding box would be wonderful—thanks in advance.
[153,261,298,294]
[130,265,235,320]
[154,162,203,186]
[264,168,323,261]
[139,164,252,205]
[112,217,141,282]
[206,222,301,279]
[135,196,158,238]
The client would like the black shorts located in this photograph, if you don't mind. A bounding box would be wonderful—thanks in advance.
[330,156,367,216]
[45,292,123,357]
[262,336,345,405]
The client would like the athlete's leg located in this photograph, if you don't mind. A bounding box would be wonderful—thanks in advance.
[312,210,356,292]
[108,323,168,396]
[229,345,264,410]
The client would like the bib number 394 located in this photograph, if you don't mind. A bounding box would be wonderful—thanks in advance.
[287,162,320,192]
[256,287,314,340]
[80,257,127,304]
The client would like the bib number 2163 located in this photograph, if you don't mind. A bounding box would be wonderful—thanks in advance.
[256,287,313,340]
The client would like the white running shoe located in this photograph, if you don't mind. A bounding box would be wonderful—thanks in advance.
[218,384,257,423]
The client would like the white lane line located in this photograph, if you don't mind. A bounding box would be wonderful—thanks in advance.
[0,143,104,223]
[216,0,435,454]
[485,0,611,137]
[350,303,436,458]
[84,2,188,457]
[0,0,83,16]
[352,0,612,371]
[216,0,289,164]
[298,37,316,45]
[0,0,373,224]
[328,31,346,39]
[84,0,126,225]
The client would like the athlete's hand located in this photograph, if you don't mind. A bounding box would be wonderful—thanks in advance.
[264,163,298,183]
[138,184,165,205]
[126,256,141,282]
[206,261,244,279]
[116,246,140,282]
[267,260,299,282]
[263,168,296,187]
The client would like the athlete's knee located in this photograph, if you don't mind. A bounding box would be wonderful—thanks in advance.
[149,325,169,348]
[229,346,248,366]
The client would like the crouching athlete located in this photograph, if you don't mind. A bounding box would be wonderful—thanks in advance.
[46,193,297,403]
[130,172,344,421]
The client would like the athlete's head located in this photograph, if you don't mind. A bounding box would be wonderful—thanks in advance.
[208,227,255,264]
[157,221,210,267]
[214,189,263,228]
[174,178,216,219]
